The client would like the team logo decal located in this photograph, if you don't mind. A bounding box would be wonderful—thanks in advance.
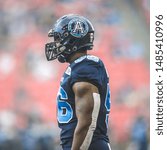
[68,19,89,38]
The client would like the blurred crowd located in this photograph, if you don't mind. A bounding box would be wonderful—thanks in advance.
[0,0,149,150]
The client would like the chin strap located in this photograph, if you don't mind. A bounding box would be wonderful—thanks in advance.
[57,54,66,63]
[57,50,74,63]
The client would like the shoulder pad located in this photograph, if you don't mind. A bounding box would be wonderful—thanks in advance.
[74,56,87,63]
[87,55,99,62]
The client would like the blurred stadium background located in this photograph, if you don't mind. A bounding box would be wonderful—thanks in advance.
[0,0,149,150]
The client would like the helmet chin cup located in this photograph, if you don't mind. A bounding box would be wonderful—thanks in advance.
[58,54,66,63]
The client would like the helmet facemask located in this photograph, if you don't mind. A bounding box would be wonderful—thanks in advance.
[45,29,81,62]
[45,30,67,61]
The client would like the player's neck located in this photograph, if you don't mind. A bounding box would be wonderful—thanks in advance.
[68,51,87,64]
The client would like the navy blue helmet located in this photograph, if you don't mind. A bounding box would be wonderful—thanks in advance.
[45,14,94,62]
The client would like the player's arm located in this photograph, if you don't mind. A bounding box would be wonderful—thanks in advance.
[71,82,100,150]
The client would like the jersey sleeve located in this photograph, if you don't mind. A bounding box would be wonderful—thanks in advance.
[70,60,102,88]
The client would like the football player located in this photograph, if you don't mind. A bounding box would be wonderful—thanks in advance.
[45,14,111,150]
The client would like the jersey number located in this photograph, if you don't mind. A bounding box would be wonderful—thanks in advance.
[105,84,111,127]
[57,87,73,123]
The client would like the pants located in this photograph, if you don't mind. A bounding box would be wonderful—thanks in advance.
[62,139,111,150]
[88,139,111,150]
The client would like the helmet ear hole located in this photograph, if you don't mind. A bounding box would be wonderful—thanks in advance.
[64,32,69,37]
[72,46,77,51]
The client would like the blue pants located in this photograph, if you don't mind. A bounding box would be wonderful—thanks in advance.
[62,139,111,150]
[89,139,111,150]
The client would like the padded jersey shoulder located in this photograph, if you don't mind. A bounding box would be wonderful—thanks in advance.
[69,55,104,88]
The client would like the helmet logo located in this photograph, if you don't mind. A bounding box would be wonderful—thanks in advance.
[68,19,88,38]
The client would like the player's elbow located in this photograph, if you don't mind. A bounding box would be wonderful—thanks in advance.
[77,117,92,132]
[82,117,92,128]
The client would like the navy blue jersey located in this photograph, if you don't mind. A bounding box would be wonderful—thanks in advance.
[56,55,111,148]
